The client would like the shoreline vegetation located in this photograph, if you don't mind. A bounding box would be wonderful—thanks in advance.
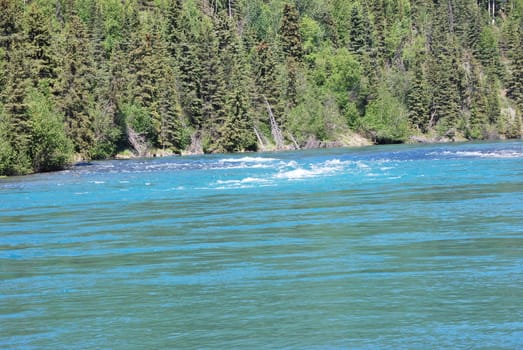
[1,0,523,176]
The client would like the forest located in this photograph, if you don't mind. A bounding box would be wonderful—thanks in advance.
[1,0,523,175]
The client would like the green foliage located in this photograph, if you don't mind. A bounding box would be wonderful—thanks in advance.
[122,103,153,138]
[309,47,361,113]
[0,0,22,50]
[288,86,347,144]
[1,0,523,175]
[348,4,372,56]
[407,64,430,132]
[23,3,55,86]
[300,15,324,55]
[476,26,503,78]
[27,89,73,172]
[0,104,22,176]
[55,14,96,156]
[280,3,303,61]
[358,86,410,144]
[507,22,523,109]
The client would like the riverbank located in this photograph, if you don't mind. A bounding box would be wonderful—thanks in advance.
[114,131,373,159]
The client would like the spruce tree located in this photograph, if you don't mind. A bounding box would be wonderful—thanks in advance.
[24,3,56,87]
[426,4,463,130]
[0,0,21,50]
[407,63,430,132]
[280,3,303,109]
[1,43,32,174]
[280,3,303,62]
[369,0,386,59]
[475,26,504,78]
[88,44,126,159]
[0,105,16,175]
[148,31,186,152]
[177,39,203,127]
[468,61,489,139]
[198,19,227,143]
[253,41,282,116]
[216,14,256,152]
[55,14,96,156]
[166,0,184,56]
[507,22,523,109]
[348,5,372,57]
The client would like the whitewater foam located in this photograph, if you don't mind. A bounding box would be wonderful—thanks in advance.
[275,159,350,180]
[430,150,523,159]
[212,177,272,189]
[219,157,279,163]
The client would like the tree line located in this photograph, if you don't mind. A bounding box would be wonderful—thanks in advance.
[1,0,522,176]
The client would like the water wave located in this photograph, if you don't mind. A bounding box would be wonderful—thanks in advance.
[219,156,279,163]
[431,149,523,159]
[275,159,354,180]
[216,157,280,170]
[212,177,272,189]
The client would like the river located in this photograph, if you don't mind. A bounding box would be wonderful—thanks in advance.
[1,141,522,349]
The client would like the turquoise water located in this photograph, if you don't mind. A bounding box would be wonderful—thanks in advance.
[1,141,523,349]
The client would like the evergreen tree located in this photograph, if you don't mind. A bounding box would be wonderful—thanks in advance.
[407,62,430,132]
[0,105,16,175]
[148,31,186,152]
[369,0,387,59]
[55,15,96,156]
[0,47,5,93]
[426,4,463,130]
[253,41,282,117]
[24,3,56,87]
[280,3,303,109]
[0,43,32,174]
[475,26,504,78]
[0,0,21,50]
[348,4,372,56]
[177,39,203,127]
[468,61,489,139]
[166,0,184,56]
[507,22,523,109]
[198,18,227,144]
[216,14,256,152]
[88,45,126,159]
[280,3,303,62]
[125,16,186,152]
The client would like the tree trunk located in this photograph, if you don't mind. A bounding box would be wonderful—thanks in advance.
[263,95,284,150]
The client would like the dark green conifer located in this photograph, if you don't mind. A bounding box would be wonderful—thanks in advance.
[177,39,203,127]
[507,23,523,109]
[24,3,56,87]
[149,32,186,151]
[468,61,489,139]
[0,0,21,50]
[280,4,303,109]
[426,5,463,130]
[475,26,504,78]
[55,15,96,156]
[253,41,282,115]
[198,19,227,138]
[0,43,32,174]
[348,5,372,56]
[218,14,256,152]
[166,0,184,56]
[407,63,430,132]
[280,3,303,62]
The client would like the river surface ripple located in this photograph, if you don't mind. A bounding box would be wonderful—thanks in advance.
[1,141,523,349]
